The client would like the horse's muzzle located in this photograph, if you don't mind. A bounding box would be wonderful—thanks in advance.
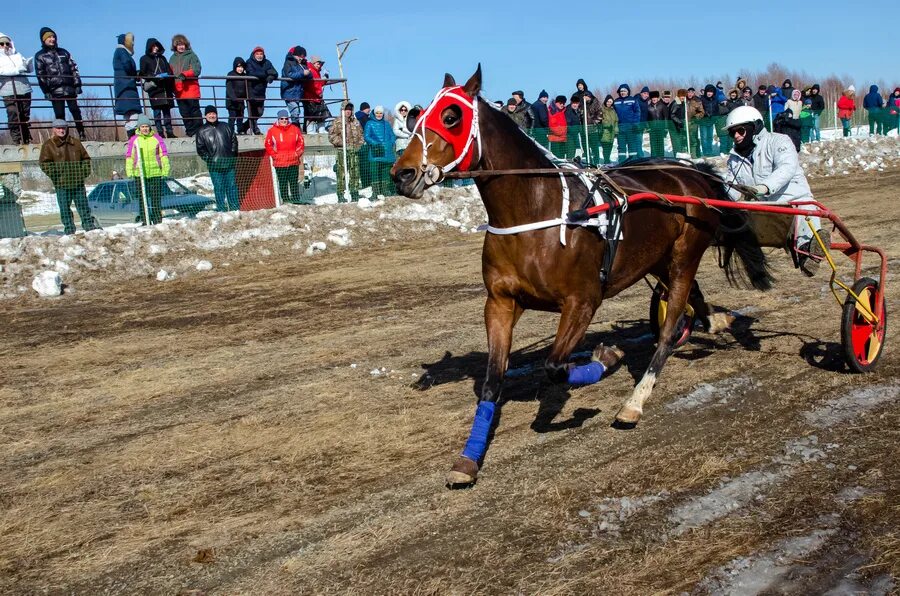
[392,167,425,198]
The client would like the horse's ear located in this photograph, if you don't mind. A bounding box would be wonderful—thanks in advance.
[463,64,482,98]
[443,73,456,87]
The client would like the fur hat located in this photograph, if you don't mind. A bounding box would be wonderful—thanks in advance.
[649,90,660,99]
[554,95,567,104]
[676,88,688,99]
[663,90,672,98]
[171,34,190,51]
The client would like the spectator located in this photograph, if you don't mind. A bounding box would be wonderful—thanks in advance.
[699,84,719,157]
[0,32,33,145]
[0,168,25,238]
[328,101,364,201]
[613,84,641,160]
[735,77,748,94]
[684,87,704,158]
[363,105,396,197]
[753,85,770,128]
[741,87,754,107]
[808,84,826,141]
[244,46,277,136]
[837,86,856,137]
[863,84,884,135]
[39,118,99,234]
[799,98,815,144]
[781,78,795,99]
[280,45,310,128]
[646,90,668,157]
[773,109,801,151]
[575,79,588,95]
[225,57,249,134]
[548,95,570,158]
[139,38,176,138]
[35,27,86,140]
[195,105,239,211]
[636,85,650,157]
[530,89,550,145]
[302,55,330,133]
[768,85,787,119]
[356,101,371,128]
[668,89,687,156]
[785,89,803,119]
[885,87,900,135]
[265,109,305,204]
[582,91,602,160]
[715,81,726,103]
[113,32,142,138]
[509,90,534,130]
[169,34,201,137]
[125,114,170,225]
[564,93,583,158]
[725,88,742,112]
[599,94,618,164]
[393,101,413,154]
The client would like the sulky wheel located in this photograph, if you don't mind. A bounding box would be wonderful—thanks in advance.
[841,277,887,373]
[649,282,694,349]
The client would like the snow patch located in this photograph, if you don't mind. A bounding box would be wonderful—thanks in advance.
[32,270,62,297]
[195,260,213,272]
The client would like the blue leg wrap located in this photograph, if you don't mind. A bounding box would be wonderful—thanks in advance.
[567,361,607,386]
[460,401,496,463]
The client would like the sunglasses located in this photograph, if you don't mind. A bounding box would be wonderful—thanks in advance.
[278,117,290,121]
[0,42,9,47]
[728,125,748,137]
[399,107,408,112]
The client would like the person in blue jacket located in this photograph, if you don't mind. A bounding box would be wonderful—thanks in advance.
[280,45,311,129]
[363,106,396,196]
[613,84,641,160]
[113,33,142,138]
[530,89,550,146]
[863,85,884,135]
[768,85,787,118]
[635,85,650,157]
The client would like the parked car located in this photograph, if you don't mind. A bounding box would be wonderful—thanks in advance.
[87,179,215,224]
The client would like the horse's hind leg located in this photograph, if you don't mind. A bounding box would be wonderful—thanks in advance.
[545,296,599,382]
[615,264,700,427]
[690,281,733,334]
[447,294,523,487]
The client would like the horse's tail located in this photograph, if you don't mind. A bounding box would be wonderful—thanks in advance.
[693,163,774,292]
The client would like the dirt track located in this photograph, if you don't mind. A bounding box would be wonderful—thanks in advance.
[1,170,898,594]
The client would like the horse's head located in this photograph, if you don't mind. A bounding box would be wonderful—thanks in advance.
[391,65,482,198]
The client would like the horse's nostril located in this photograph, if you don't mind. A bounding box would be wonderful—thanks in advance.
[396,168,416,184]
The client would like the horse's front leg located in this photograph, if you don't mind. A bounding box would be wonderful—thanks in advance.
[447,294,522,488]
[545,296,600,382]
[615,268,698,427]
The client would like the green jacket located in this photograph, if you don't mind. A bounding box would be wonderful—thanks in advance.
[600,106,618,144]
[125,131,171,178]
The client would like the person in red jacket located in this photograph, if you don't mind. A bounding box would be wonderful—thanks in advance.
[265,109,305,203]
[837,85,856,138]
[301,55,330,133]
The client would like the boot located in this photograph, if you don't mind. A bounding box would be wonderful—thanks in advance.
[799,228,831,277]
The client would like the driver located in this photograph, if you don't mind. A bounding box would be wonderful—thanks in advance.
[724,106,830,276]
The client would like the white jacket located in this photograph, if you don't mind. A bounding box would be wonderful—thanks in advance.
[393,101,412,151]
[0,33,32,97]
[726,128,812,204]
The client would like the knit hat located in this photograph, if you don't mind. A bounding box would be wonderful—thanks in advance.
[649,90,660,99]
[570,92,581,103]
[310,55,323,64]
[618,83,630,94]
[52,118,68,128]
[847,85,856,92]
[373,105,384,114]
[276,109,289,118]
[252,46,265,55]
[758,84,767,91]
[359,102,370,110]
[204,104,217,115]
[40,27,56,44]
[640,86,650,94]
[136,114,152,128]
[292,46,306,57]
[742,87,752,95]
[538,89,549,99]
[687,87,695,93]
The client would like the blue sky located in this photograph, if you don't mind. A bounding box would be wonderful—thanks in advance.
[5,0,895,111]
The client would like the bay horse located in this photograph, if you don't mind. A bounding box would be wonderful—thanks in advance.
[391,66,771,487]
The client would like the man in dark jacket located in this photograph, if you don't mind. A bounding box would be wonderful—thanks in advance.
[753,85,770,129]
[355,101,371,128]
[113,32,141,138]
[280,45,310,128]
[613,84,641,160]
[510,90,534,130]
[646,91,669,157]
[863,84,884,135]
[34,27,86,139]
[781,79,795,101]
[139,38,176,138]
[530,89,550,145]
[225,57,249,134]
[809,84,826,141]
[39,119,99,233]
[245,46,277,135]
[196,105,239,211]
[699,84,719,156]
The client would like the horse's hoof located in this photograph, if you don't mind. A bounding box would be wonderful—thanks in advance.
[707,312,736,334]
[446,456,479,489]
[592,344,625,368]
[613,406,642,429]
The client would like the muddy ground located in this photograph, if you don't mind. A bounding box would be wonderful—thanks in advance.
[1,170,898,595]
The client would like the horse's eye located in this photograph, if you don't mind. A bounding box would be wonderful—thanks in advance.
[443,114,459,127]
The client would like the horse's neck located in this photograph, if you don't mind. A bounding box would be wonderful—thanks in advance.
[474,109,571,228]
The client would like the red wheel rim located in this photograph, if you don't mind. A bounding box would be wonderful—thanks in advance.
[850,285,884,366]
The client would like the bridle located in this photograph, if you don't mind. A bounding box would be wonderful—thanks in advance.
[412,85,482,185]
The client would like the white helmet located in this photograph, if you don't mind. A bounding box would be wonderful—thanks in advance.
[726,106,764,130]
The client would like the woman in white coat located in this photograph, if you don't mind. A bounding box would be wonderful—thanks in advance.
[0,33,34,144]
[393,100,412,154]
